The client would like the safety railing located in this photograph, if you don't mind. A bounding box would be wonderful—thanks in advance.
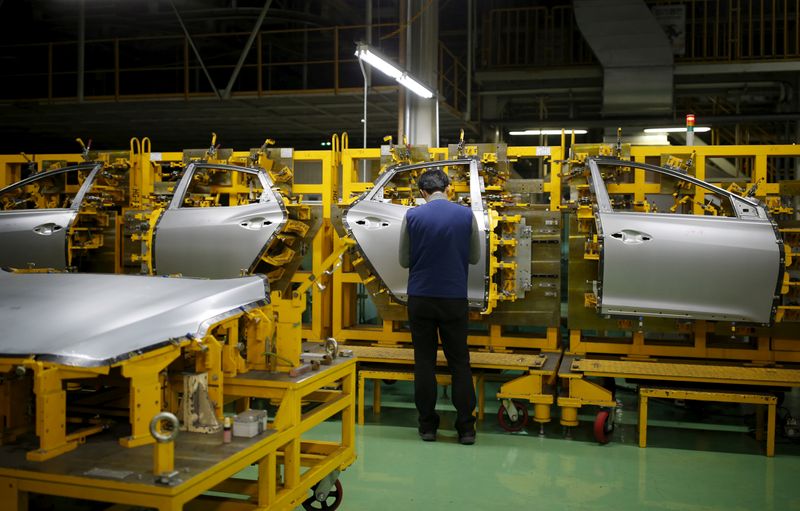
[0,23,402,101]
[0,22,471,118]
[671,0,800,60]
[438,42,468,115]
[481,5,595,68]
[481,1,800,68]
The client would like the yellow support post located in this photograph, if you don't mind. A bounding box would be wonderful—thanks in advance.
[29,366,70,461]
[119,347,182,448]
[26,363,107,462]
[0,476,25,511]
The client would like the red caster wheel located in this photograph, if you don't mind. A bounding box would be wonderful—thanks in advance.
[497,400,529,432]
[593,409,614,444]
[303,479,343,511]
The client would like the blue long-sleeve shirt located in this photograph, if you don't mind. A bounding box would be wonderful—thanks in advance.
[398,192,481,299]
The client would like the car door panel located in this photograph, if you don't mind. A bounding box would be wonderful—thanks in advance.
[345,200,410,298]
[154,164,286,279]
[0,209,74,269]
[0,164,100,271]
[599,212,780,322]
[589,158,781,324]
[345,159,489,310]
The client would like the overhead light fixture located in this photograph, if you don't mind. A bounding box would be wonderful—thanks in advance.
[643,127,711,133]
[509,129,588,136]
[397,74,434,99]
[354,46,403,79]
[355,43,435,99]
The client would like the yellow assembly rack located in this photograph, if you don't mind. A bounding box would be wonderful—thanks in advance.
[3,137,800,450]
[567,144,800,365]
[558,354,800,454]
[348,345,561,434]
[0,271,356,511]
[0,357,356,511]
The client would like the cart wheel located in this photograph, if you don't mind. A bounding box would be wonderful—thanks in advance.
[303,479,343,511]
[497,400,529,432]
[593,409,614,444]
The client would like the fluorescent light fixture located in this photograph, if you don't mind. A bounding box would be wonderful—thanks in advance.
[354,46,403,79]
[643,126,711,133]
[397,74,434,99]
[355,43,435,99]
[509,129,588,136]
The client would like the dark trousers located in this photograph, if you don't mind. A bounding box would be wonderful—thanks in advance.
[408,295,476,435]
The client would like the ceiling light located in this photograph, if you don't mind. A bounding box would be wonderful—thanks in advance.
[509,129,588,136]
[354,47,403,79]
[397,74,434,99]
[355,43,435,99]
[643,127,711,133]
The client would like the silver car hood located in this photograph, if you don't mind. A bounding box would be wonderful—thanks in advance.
[0,270,269,367]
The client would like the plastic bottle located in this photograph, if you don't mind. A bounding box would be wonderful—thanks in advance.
[223,416,232,443]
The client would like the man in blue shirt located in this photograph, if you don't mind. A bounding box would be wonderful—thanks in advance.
[399,167,481,445]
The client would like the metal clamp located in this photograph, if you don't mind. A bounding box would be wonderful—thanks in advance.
[149,412,179,443]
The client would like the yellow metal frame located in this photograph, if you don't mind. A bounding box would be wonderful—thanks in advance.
[638,387,777,456]
[0,359,356,511]
[558,354,799,447]
[357,369,485,425]
[334,143,563,353]
[568,144,800,363]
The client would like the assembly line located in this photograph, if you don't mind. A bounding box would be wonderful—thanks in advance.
[0,132,797,509]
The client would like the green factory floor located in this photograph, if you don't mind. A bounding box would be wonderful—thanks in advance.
[309,379,800,511]
[40,379,800,511]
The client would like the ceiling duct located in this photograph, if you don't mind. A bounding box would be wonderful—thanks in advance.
[573,0,674,117]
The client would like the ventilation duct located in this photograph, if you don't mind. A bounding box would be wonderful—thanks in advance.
[574,0,674,116]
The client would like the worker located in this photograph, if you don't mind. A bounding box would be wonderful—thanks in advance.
[399,167,480,445]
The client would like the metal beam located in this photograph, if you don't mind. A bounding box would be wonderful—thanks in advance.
[168,0,221,100]
[223,0,273,99]
[77,0,85,103]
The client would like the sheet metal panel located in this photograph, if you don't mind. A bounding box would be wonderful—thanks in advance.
[598,212,780,322]
[0,164,101,270]
[154,163,287,279]
[0,210,74,269]
[0,270,268,366]
[343,159,488,309]
[588,158,782,324]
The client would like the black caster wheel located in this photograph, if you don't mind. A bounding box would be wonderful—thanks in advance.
[593,409,614,444]
[303,479,343,511]
[497,400,529,432]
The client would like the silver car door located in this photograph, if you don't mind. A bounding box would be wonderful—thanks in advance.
[154,163,287,279]
[0,164,101,270]
[589,158,781,323]
[344,159,489,310]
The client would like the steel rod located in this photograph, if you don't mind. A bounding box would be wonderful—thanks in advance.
[223,0,272,99]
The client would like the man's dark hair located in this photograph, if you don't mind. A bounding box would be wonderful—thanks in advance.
[417,168,450,194]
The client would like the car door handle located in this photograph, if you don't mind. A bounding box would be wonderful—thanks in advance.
[354,217,391,230]
[240,217,274,230]
[610,230,652,244]
[33,223,64,236]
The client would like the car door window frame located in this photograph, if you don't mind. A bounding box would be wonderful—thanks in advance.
[348,158,489,310]
[0,163,103,212]
[168,163,276,210]
[587,157,764,221]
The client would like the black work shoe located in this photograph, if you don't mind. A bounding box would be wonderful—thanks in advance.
[458,431,476,445]
[419,430,437,442]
